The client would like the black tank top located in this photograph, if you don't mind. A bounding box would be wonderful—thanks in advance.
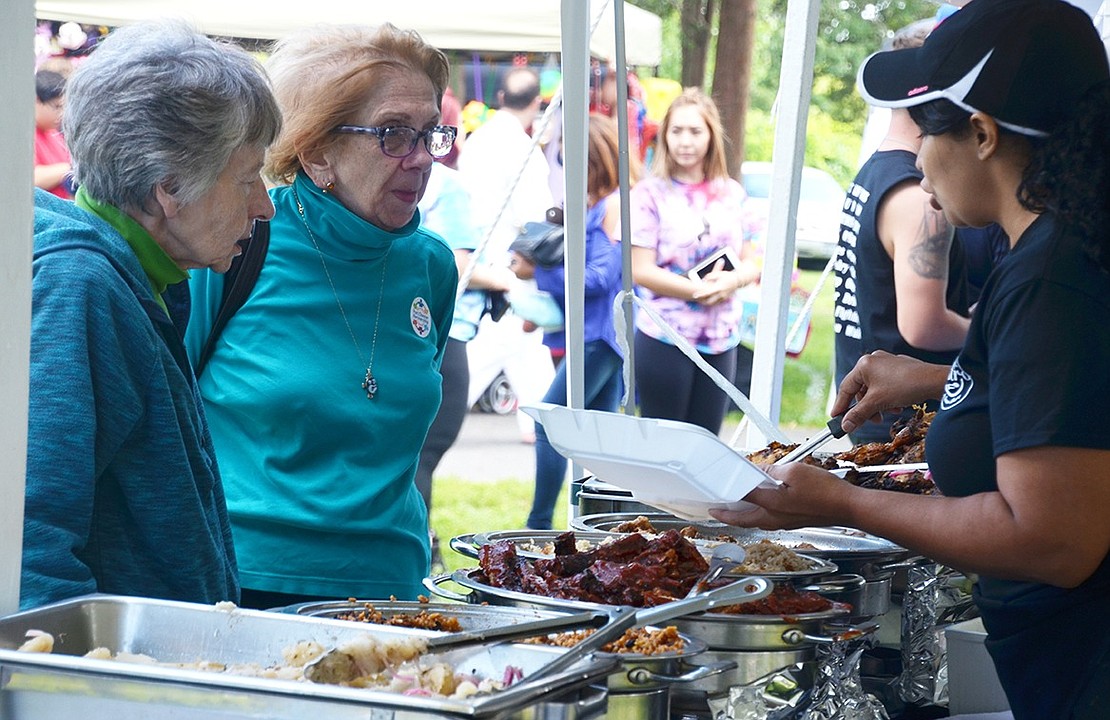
[833,150,969,442]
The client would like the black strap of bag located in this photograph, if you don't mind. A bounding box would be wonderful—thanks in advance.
[195,219,270,377]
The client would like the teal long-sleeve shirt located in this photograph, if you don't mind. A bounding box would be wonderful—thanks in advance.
[185,175,457,599]
[23,189,238,610]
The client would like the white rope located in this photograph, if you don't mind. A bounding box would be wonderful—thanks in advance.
[727,252,836,447]
[612,290,789,443]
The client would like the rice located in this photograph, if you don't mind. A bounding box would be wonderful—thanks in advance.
[736,539,812,573]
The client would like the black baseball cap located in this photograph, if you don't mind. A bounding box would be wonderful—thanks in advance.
[858,0,1109,136]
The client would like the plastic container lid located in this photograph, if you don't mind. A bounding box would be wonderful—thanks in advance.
[521,404,775,521]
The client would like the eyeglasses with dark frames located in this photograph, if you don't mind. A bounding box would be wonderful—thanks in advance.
[334,124,458,159]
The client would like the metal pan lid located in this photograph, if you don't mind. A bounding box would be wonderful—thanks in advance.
[572,512,905,558]
[471,530,620,560]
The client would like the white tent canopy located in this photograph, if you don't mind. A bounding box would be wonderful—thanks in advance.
[35,0,663,66]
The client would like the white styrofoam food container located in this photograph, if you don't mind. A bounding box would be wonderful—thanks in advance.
[521,404,775,521]
[945,618,1011,715]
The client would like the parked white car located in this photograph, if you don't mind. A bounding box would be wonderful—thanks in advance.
[740,161,846,266]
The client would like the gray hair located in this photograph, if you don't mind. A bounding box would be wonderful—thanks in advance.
[64,21,282,210]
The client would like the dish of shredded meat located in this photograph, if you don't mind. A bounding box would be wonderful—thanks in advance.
[334,603,464,632]
[524,626,686,655]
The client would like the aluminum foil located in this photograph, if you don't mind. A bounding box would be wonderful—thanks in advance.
[799,636,888,720]
[715,632,888,720]
[715,662,813,720]
[896,561,976,706]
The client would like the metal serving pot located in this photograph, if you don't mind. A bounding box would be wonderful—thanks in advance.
[598,634,731,692]
[593,633,736,720]
[571,512,909,579]
[675,646,815,698]
[424,570,867,652]
[575,477,658,516]
[669,605,856,651]
[454,528,840,588]
[800,573,892,620]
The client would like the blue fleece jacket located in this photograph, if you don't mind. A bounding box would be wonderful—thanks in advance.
[22,189,238,610]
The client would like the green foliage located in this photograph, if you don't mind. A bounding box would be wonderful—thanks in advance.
[430,480,570,574]
[632,0,938,129]
[749,0,938,126]
[646,1,685,82]
[743,108,861,187]
[773,268,837,428]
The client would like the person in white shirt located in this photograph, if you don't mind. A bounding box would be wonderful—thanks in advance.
[459,66,556,442]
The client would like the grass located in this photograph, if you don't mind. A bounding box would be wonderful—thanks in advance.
[429,481,569,575]
[429,266,837,575]
[765,264,837,429]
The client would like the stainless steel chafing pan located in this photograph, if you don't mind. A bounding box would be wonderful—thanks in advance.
[0,594,618,720]
[570,512,908,577]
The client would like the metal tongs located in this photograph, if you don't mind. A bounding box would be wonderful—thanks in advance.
[523,575,773,684]
[304,610,604,684]
[773,413,847,466]
[684,544,748,598]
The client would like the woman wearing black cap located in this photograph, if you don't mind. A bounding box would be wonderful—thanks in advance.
[712,1,1110,717]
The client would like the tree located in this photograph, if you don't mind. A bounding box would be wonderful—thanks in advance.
[711,0,757,177]
[680,0,715,88]
[629,0,939,180]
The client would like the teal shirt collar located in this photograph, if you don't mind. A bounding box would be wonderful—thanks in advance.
[283,172,422,262]
[74,187,189,312]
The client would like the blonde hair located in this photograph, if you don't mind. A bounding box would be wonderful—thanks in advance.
[264,23,449,184]
[650,87,729,182]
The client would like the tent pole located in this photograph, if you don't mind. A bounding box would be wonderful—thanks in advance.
[559,1,590,417]
[0,0,34,614]
[560,0,590,522]
[746,0,821,449]
[611,0,636,418]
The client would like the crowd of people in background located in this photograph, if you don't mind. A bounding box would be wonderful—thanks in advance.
[26,12,1025,549]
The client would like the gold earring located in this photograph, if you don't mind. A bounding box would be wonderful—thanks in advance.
[323,181,335,193]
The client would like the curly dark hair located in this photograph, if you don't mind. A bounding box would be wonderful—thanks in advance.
[908,84,1110,273]
[1020,81,1110,272]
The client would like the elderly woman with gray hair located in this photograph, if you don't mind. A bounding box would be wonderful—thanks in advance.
[186,23,458,608]
[23,21,281,610]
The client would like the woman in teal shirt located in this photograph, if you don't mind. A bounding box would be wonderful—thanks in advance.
[186,24,458,607]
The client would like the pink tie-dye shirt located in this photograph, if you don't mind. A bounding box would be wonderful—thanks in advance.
[630,175,757,354]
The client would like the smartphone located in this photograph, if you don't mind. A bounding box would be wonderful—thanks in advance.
[687,246,741,281]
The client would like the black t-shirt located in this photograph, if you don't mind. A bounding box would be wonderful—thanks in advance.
[833,150,970,442]
[928,213,1110,719]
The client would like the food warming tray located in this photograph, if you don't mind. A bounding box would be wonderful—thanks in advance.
[458,530,838,584]
[0,594,619,720]
[282,598,582,632]
[451,530,619,561]
[571,512,908,574]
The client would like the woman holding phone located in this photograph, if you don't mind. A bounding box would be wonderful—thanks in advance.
[629,88,760,433]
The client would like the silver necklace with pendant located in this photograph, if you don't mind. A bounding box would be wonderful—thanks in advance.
[292,184,390,399]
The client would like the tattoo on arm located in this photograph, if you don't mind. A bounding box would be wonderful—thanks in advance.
[908,206,954,280]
